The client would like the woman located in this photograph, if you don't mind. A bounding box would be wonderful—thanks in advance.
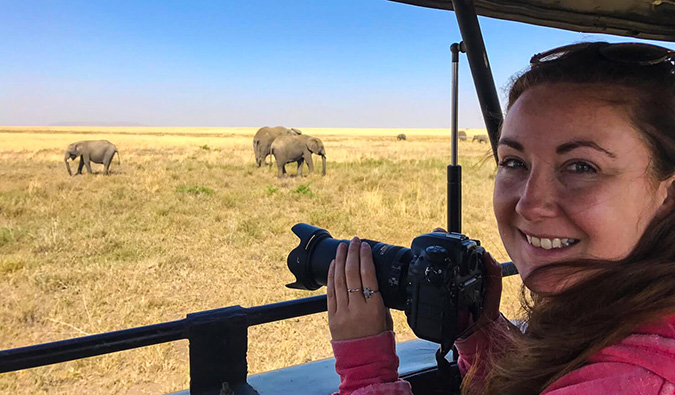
[327,41,675,395]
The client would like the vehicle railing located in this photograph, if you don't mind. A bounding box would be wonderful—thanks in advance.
[0,262,517,394]
[0,295,327,394]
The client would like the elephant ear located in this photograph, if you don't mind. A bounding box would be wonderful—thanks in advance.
[307,138,321,154]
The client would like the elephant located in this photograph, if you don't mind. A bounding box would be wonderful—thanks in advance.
[397,133,407,141]
[270,134,326,178]
[64,140,120,176]
[472,134,489,143]
[253,126,302,167]
[458,130,467,141]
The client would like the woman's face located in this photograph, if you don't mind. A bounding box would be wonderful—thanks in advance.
[494,83,672,293]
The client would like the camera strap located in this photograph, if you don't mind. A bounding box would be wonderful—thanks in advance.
[434,343,462,394]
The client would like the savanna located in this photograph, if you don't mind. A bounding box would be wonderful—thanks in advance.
[0,126,522,394]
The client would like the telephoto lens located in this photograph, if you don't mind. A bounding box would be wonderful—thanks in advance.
[286,223,414,310]
[286,223,489,344]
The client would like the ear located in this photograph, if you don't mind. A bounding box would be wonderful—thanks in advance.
[307,138,321,154]
[654,175,675,219]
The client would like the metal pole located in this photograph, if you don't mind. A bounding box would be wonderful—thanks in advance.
[447,42,465,233]
[450,0,503,161]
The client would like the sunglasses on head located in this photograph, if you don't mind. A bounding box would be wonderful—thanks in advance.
[530,42,675,70]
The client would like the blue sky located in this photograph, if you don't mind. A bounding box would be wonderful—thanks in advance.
[1,0,671,128]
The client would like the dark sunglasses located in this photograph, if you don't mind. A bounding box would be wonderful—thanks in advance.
[530,42,675,69]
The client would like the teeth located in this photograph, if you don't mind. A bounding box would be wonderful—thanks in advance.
[526,234,577,249]
[540,238,552,249]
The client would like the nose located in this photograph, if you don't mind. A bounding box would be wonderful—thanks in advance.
[515,170,560,221]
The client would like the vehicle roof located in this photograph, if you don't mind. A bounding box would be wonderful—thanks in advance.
[389,0,675,42]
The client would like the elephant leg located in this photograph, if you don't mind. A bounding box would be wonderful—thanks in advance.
[103,151,114,174]
[77,156,85,175]
[296,158,304,176]
[304,152,314,174]
[103,156,111,174]
[277,162,284,178]
[83,153,93,174]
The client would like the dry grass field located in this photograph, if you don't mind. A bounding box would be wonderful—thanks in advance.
[0,126,522,394]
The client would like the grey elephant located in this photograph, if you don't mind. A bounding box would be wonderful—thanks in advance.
[270,134,326,178]
[472,134,489,143]
[253,126,302,167]
[397,133,407,141]
[64,140,120,176]
[458,130,467,141]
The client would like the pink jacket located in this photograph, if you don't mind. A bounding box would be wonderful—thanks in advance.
[331,314,675,395]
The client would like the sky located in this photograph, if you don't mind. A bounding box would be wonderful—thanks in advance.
[1,0,672,129]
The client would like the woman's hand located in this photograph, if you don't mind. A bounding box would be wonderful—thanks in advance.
[327,237,393,341]
[433,227,502,336]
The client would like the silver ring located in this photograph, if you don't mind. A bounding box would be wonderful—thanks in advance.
[363,288,379,299]
[347,288,362,293]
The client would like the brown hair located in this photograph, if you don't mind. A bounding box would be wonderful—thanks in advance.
[464,42,675,395]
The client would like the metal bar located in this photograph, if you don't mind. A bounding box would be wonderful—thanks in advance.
[500,261,518,277]
[447,165,461,233]
[451,43,461,167]
[0,319,185,373]
[447,42,465,234]
[0,295,328,374]
[247,295,327,326]
[450,0,503,160]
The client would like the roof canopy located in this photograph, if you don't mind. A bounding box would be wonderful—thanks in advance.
[389,0,675,42]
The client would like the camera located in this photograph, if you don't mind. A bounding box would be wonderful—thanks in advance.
[286,223,486,345]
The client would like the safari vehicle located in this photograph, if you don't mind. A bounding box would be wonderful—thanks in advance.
[1,1,673,394]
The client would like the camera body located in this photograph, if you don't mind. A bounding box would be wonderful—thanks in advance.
[286,223,486,345]
[404,232,485,344]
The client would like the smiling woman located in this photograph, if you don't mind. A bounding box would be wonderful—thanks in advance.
[476,41,675,395]
[324,41,675,395]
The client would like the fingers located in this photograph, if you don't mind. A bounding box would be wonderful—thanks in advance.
[485,252,502,278]
[433,227,447,233]
[384,308,394,332]
[359,242,381,303]
[482,252,503,321]
[327,259,336,316]
[345,237,364,301]
[328,236,391,341]
[333,242,349,308]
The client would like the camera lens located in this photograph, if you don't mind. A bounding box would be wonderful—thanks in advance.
[286,223,413,310]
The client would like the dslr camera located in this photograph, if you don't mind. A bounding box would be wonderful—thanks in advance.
[286,223,486,345]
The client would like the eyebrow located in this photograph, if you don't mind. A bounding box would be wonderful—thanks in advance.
[498,138,616,158]
[497,138,523,151]
[556,140,616,158]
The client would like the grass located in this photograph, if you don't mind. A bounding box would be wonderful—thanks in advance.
[0,126,521,394]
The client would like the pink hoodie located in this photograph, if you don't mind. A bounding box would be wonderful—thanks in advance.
[331,314,675,395]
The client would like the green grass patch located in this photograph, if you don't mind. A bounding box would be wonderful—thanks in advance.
[0,258,25,275]
[292,183,314,197]
[265,185,279,195]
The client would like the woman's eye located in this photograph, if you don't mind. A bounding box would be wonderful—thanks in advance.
[565,161,597,174]
[498,158,526,170]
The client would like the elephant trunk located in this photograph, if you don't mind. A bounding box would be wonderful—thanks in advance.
[321,155,326,176]
[64,154,72,176]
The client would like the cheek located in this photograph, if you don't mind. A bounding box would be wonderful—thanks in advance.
[562,181,655,259]
[493,175,521,224]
